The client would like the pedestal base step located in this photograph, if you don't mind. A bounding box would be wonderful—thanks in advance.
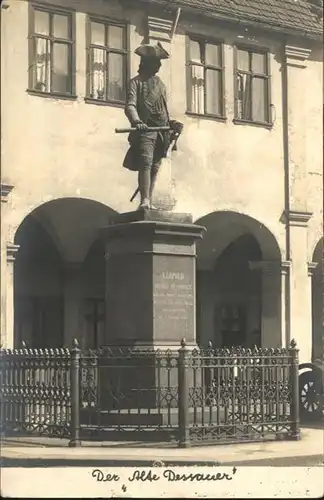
[109,210,193,224]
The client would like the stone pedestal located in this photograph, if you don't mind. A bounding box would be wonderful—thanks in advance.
[102,210,205,348]
[99,210,205,410]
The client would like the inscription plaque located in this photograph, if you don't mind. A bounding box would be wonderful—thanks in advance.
[153,256,195,342]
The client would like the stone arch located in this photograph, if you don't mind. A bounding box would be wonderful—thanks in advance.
[195,210,281,269]
[312,237,323,263]
[195,211,282,349]
[13,197,117,260]
[12,197,117,348]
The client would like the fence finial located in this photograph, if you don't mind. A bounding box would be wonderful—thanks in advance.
[72,338,79,349]
[290,338,297,349]
[208,340,213,349]
[21,340,27,348]
[180,337,186,348]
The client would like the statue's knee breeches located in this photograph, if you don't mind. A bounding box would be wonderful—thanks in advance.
[137,132,158,171]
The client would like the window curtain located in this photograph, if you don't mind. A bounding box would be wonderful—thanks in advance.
[35,38,50,92]
[91,48,105,99]
[237,73,251,119]
[190,64,204,114]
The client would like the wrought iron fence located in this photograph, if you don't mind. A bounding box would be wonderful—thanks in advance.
[0,339,300,446]
[79,345,179,442]
[0,345,71,438]
[179,340,299,446]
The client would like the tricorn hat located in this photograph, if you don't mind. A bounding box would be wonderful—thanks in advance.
[134,41,169,59]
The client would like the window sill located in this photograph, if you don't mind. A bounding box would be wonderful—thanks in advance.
[186,111,227,123]
[27,89,77,101]
[84,97,125,108]
[233,118,273,130]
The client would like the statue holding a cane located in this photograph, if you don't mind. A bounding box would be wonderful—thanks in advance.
[115,42,183,210]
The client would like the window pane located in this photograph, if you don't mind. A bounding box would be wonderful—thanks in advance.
[91,22,105,46]
[205,69,221,115]
[237,49,249,71]
[252,77,267,122]
[189,64,204,114]
[90,47,106,99]
[205,43,220,66]
[108,25,124,49]
[34,10,49,35]
[52,43,70,93]
[33,37,51,92]
[190,40,202,63]
[53,14,69,39]
[108,52,125,101]
[252,52,266,74]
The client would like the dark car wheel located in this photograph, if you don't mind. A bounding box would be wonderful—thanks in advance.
[299,370,323,422]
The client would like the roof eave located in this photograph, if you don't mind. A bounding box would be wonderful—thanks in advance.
[138,0,323,42]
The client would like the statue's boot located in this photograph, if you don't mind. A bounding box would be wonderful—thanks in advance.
[138,169,150,210]
[149,168,158,210]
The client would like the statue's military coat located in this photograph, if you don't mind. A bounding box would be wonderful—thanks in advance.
[123,75,171,171]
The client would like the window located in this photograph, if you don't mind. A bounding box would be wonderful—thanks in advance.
[84,299,105,349]
[234,47,270,124]
[220,304,246,348]
[29,5,74,95]
[86,18,128,103]
[186,37,224,117]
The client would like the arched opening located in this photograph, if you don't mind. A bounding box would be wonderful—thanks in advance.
[213,234,262,348]
[196,211,282,349]
[311,238,323,361]
[14,215,64,348]
[13,198,115,348]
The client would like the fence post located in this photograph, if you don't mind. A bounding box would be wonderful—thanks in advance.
[178,337,190,448]
[68,338,81,447]
[289,338,300,440]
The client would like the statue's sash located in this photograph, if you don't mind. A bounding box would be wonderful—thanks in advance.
[139,77,167,122]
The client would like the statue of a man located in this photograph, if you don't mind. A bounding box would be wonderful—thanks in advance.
[123,42,173,210]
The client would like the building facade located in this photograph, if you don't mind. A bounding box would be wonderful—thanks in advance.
[1,0,323,363]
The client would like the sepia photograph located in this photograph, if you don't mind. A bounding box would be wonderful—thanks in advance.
[0,0,323,497]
